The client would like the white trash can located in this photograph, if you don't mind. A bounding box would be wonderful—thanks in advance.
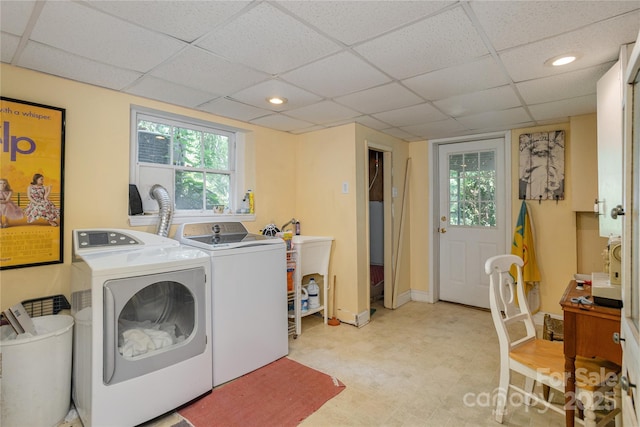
[1,314,74,427]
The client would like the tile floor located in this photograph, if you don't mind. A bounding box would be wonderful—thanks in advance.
[63,300,579,426]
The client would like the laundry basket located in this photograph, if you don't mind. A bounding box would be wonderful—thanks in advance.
[1,314,74,427]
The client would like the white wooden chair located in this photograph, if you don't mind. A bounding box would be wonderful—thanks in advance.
[485,254,621,426]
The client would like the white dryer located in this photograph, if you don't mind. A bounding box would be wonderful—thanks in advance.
[70,229,212,427]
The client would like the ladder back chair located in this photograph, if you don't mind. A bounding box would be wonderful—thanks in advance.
[485,254,621,426]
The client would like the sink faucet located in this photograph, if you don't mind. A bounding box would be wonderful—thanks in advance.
[281,218,297,232]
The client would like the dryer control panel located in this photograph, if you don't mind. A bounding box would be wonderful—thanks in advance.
[73,228,181,259]
[76,230,141,249]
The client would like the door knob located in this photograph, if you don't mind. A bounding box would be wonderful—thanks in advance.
[438,227,447,234]
[613,332,625,344]
[611,205,625,219]
[620,375,636,392]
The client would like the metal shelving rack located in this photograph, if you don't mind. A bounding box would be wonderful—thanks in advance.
[286,250,298,338]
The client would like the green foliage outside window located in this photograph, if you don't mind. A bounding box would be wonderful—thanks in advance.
[138,119,231,211]
[449,151,496,227]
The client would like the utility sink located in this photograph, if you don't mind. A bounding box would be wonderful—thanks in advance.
[289,235,334,333]
[291,235,333,280]
[292,235,333,245]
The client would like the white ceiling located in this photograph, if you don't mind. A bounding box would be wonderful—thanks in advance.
[2,1,639,141]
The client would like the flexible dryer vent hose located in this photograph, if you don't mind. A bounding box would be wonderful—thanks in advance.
[150,184,173,237]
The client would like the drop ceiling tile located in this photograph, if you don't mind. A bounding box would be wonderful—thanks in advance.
[372,103,448,127]
[17,41,142,90]
[199,98,273,123]
[470,122,538,137]
[516,63,614,105]
[285,100,361,124]
[354,6,489,80]
[353,115,390,131]
[87,1,252,43]
[1,32,20,63]
[528,94,597,122]
[471,1,640,51]
[401,118,468,140]
[402,56,510,101]
[455,107,532,130]
[250,113,315,132]
[434,86,521,118]
[289,125,326,135]
[536,118,569,127]
[276,1,454,45]
[30,1,186,72]
[280,51,390,98]
[150,47,268,97]
[196,2,341,75]
[379,127,418,140]
[499,11,640,82]
[335,83,423,115]
[229,79,322,111]
[125,76,216,108]
[1,0,36,35]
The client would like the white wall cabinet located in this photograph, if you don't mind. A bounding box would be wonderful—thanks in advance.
[597,59,624,237]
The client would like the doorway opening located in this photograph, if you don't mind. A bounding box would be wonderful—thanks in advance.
[368,149,385,305]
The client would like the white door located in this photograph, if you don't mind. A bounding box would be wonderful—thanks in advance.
[438,137,507,308]
[621,38,640,427]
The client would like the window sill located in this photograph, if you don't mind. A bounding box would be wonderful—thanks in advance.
[128,213,256,227]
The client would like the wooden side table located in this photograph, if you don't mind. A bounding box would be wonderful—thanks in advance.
[560,280,622,427]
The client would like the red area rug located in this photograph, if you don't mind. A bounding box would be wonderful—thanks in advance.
[178,357,345,427]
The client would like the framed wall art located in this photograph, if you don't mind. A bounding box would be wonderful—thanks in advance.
[518,130,565,201]
[0,97,66,269]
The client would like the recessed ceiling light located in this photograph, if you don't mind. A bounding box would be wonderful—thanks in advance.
[544,53,580,67]
[267,97,287,105]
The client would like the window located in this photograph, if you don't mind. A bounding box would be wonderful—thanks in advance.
[130,106,247,222]
[448,150,496,227]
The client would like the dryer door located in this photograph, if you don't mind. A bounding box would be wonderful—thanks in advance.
[103,267,206,385]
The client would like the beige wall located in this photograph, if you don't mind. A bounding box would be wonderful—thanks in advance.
[355,124,411,310]
[1,63,603,320]
[0,64,299,309]
[510,120,599,315]
[408,117,603,316]
[0,64,410,324]
[409,141,429,295]
[295,125,359,320]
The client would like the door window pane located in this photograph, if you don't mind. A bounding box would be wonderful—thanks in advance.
[449,150,496,227]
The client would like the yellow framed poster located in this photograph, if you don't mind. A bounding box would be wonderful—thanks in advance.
[0,97,65,269]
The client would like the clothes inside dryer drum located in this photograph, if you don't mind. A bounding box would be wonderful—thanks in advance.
[117,281,194,358]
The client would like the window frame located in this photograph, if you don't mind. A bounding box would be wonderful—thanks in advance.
[129,105,253,227]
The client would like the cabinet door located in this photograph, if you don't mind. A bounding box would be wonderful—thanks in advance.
[597,60,624,237]
[621,36,639,427]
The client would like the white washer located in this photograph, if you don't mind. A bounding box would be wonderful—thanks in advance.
[175,222,287,386]
[70,229,212,427]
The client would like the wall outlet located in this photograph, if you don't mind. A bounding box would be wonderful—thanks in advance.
[342,182,349,194]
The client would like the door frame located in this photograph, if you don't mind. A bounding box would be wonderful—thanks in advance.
[427,131,513,304]
[365,141,393,309]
